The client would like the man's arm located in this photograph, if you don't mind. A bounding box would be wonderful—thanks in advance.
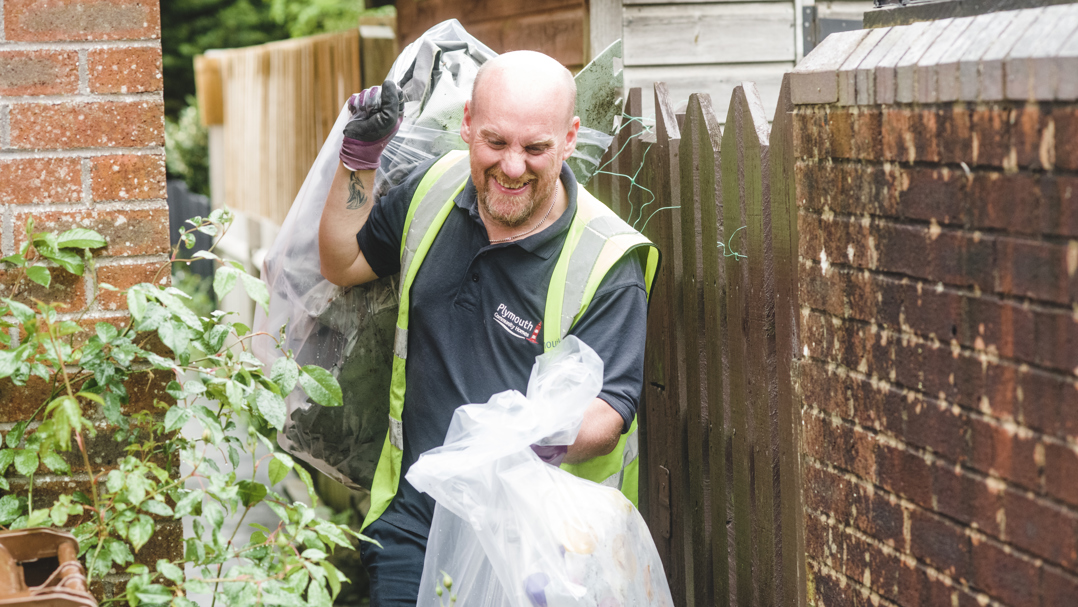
[564,398,624,464]
[318,164,379,286]
[319,82,403,286]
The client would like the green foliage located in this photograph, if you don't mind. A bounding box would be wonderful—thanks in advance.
[0,212,364,606]
[161,1,395,119]
[165,98,211,197]
[269,0,365,38]
[171,266,216,319]
[161,0,290,118]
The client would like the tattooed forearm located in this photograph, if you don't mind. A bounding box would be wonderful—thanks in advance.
[346,172,369,210]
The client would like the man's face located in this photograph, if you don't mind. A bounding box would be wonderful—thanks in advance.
[460,81,579,229]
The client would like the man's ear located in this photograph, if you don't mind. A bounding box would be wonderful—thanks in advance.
[460,100,473,144]
[562,116,580,161]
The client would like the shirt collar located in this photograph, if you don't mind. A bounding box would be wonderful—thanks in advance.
[455,162,578,260]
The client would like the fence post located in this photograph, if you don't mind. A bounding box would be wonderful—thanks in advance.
[770,74,807,607]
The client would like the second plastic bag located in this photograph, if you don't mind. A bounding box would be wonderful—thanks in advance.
[407,337,674,607]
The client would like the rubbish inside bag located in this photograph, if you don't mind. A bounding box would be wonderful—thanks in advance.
[256,18,617,492]
[407,337,674,607]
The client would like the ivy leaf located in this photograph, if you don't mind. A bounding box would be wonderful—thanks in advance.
[173,489,203,518]
[128,514,155,552]
[127,288,147,320]
[40,247,84,276]
[5,422,27,448]
[163,406,192,433]
[268,454,292,486]
[56,228,106,250]
[254,389,287,431]
[0,495,24,525]
[213,266,239,300]
[140,500,174,517]
[298,365,342,408]
[237,480,268,508]
[26,508,49,528]
[25,265,50,288]
[271,357,299,395]
[239,273,270,312]
[0,449,14,475]
[13,450,38,476]
[3,299,33,324]
[106,538,133,567]
[156,559,184,584]
[41,450,71,474]
[323,561,342,600]
[95,322,120,343]
[50,502,71,527]
[306,576,332,607]
[158,320,192,360]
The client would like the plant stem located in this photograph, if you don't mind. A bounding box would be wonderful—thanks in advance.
[209,505,251,607]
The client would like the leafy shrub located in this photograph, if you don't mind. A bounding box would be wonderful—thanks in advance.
[0,211,361,607]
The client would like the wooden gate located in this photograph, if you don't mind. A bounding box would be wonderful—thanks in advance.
[588,78,806,607]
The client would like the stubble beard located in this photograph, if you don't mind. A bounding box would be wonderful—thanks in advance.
[477,167,558,229]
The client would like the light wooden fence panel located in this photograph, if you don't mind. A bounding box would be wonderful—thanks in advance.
[217,30,362,224]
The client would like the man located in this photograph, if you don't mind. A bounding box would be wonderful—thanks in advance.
[318,50,656,606]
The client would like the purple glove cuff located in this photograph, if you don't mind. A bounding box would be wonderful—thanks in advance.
[340,135,391,171]
[531,444,568,467]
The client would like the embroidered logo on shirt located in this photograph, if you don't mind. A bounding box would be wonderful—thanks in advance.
[494,303,537,340]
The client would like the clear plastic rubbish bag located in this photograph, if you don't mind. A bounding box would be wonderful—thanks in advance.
[256,19,615,492]
[407,337,674,607]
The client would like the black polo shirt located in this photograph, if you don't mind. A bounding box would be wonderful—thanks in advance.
[356,158,648,537]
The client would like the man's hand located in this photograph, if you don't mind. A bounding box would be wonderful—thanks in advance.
[340,80,404,171]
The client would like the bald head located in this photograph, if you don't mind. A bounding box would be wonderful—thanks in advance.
[471,51,577,128]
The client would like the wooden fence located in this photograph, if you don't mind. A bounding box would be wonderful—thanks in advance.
[195,28,396,225]
[589,79,806,607]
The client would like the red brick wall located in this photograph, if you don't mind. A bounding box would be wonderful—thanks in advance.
[795,100,1078,606]
[0,0,175,600]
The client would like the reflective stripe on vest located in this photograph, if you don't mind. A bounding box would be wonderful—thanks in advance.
[362,150,470,531]
[361,151,658,530]
[550,186,659,507]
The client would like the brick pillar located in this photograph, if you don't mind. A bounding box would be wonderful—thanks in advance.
[791,10,1078,607]
[0,0,177,600]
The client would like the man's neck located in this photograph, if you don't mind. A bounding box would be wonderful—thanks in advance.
[483,180,569,244]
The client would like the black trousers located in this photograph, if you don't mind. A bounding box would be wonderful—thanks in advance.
[360,518,428,606]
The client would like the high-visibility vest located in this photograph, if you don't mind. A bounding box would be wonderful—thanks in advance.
[362,150,660,530]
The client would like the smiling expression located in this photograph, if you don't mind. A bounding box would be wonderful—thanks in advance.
[460,53,579,231]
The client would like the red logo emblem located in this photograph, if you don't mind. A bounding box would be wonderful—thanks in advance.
[527,321,542,344]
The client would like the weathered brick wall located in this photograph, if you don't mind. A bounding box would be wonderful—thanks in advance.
[791,9,1078,607]
[0,0,176,599]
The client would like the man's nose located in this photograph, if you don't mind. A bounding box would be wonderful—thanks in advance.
[499,151,527,180]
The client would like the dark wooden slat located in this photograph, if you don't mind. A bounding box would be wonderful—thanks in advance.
[656,81,689,607]
[655,82,696,607]
[678,93,719,607]
[639,93,673,577]
[770,74,807,607]
[721,84,754,607]
[739,81,779,607]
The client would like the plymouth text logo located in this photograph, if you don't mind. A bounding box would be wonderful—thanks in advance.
[494,303,540,343]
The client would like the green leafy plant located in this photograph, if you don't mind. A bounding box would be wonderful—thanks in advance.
[0,211,364,606]
[165,97,211,197]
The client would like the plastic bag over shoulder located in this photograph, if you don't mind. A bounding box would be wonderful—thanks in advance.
[407,337,674,607]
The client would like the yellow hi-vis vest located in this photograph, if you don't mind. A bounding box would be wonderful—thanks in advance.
[361,150,660,530]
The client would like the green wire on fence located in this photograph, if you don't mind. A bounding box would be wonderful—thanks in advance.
[718,225,748,260]
[593,113,659,230]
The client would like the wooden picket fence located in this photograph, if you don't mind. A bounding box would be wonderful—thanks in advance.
[195,27,396,225]
[589,79,806,607]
